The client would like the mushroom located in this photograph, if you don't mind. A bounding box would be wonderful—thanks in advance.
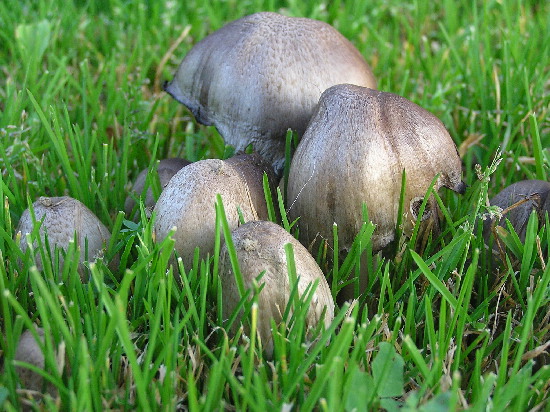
[483,180,550,244]
[14,328,56,396]
[124,158,190,219]
[287,84,465,253]
[225,153,277,220]
[219,220,334,357]
[153,157,270,268]
[165,12,377,173]
[16,196,111,279]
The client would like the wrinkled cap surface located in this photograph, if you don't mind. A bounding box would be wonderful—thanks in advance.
[220,220,334,358]
[153,158,270,268]
[17,196,111,277]
[165,12,376,173]
[287,84,465,252]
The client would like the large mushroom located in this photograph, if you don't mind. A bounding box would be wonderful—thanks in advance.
[219,220,334,358]
[165,12,376,173]
[153,156,272,268]
[287,84,465,253]
[16,196,111,279]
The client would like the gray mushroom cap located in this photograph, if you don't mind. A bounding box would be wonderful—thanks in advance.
[124,158,190,219]
[220,220,334,358]
[153,158,267,268]
[14,328,56,396]
[16,196,111,279]
[483,180,550,243]
[287,84,465,253]
[165,12,377,173]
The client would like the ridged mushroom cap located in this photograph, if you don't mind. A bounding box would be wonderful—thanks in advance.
[287,84,465,252]
[220,220,334,358]
[165,12,376,172]
[153,158,269,267]
[17,196,111,278]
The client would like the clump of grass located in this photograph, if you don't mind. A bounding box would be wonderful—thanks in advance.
[1,0,549,410]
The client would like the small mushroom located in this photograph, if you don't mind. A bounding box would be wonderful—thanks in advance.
[16,196,111,279]
[483,180,550,244]
[124,158,190,219]
[220,220,334,358]
[287,84,465,253]
[165,12,376,173]
[14,328,56,396]
[153,157,269,267]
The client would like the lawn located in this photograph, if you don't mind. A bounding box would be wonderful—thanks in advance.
[0,0,549,410]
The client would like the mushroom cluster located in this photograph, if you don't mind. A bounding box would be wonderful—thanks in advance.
[160,12,468,326]
[165,12,469,260]
[8,10,550,412]
[16,10,547,374]
[165,12,376,173]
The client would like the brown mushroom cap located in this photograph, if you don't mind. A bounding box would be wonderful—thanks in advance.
[220,220,334,357]
[16,196,111,278]
[124,158,190,218]
[153,158,265,268]
[14,328,56,395]
[483,180,550,243]
[165,12,377,172]
[287,84,465,253]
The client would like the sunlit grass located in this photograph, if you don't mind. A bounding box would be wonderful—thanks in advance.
[1,0,549,410]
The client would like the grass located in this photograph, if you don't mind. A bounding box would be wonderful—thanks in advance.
[1,0,549,410]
